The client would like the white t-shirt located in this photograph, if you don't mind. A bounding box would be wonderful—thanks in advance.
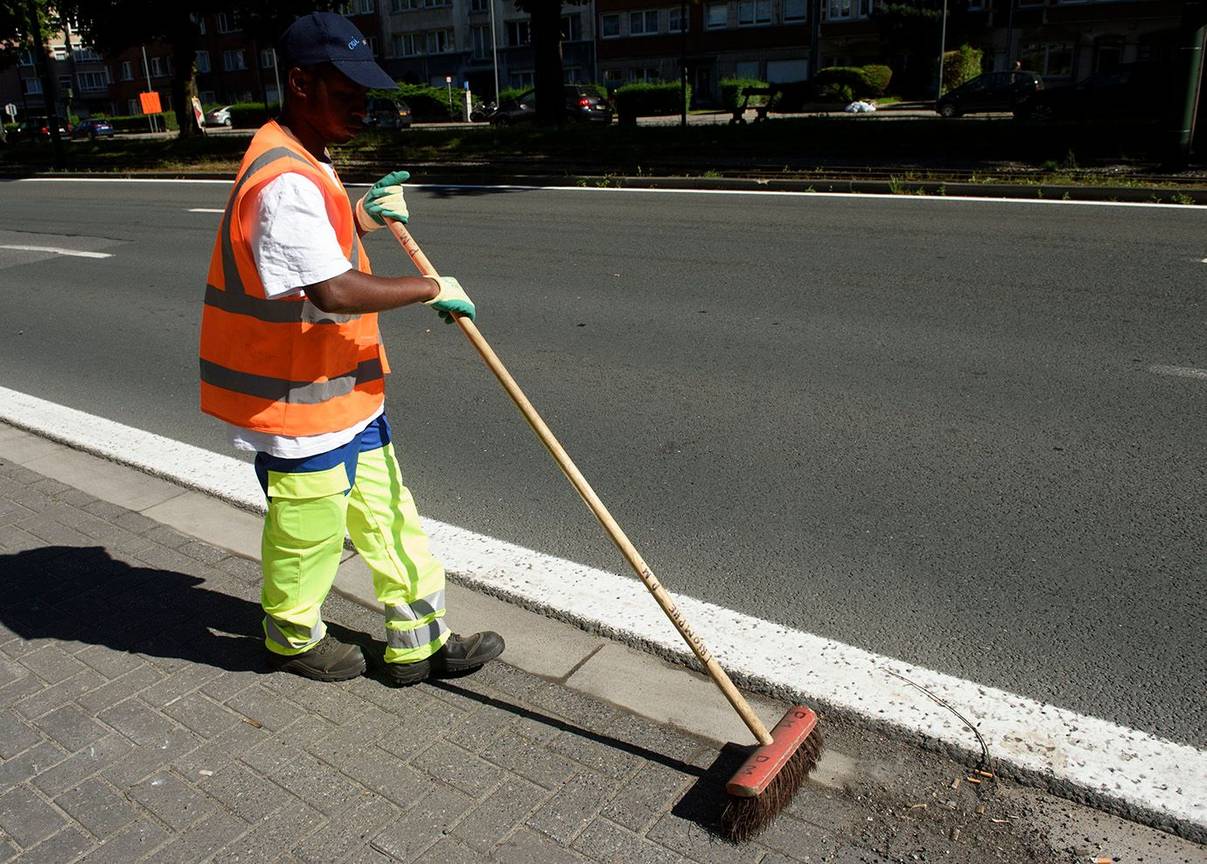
[226,162,383,459]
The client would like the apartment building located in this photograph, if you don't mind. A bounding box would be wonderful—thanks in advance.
[3,22,122,119]
[595,0,810,101]
[381,0,597,99]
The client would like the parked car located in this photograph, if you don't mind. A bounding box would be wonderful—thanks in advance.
[205,105,232,127]
[1013,63,1172,123]
[937,71,1043,117]
[70,118,115,140]
[363,97,411,129]
[10,116,69,142]
[491,85,612,125]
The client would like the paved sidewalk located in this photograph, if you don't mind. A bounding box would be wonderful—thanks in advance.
[1,437,1203,864]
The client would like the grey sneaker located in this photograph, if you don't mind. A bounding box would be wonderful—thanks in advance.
[382,631,505,687]
[267,635,366,682]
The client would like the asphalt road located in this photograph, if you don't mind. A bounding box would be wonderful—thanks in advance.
[0,179,1203,747]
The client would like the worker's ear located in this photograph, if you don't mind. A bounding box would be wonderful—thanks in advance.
[286,66,312,103]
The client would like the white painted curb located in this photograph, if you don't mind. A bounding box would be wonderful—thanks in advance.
[0,384,1203,835]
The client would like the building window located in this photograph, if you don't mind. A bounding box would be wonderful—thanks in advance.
[340,0,375,13]
[391,0,419,9]
[506,20,530,46]
[828,0,870,18]
[217,11,240,33]
[1094,36,1123,72]
[738,0,771,24]
[783,0,806,20]
[630,10,660,35]
[392,32,422,56]
[260,49,275,69]
[706,2,728,28]
[511,70,534,88]
[119,59,135,80]
[669,6,687,32]
[18,49,34,67]
[77,69,110,91]
[629,67,660,82]
[426,29,454,54]
[423,0,450,7]
[471,0,489,10]
[601,13,621,37]
[197,15,206,34]
[200,90,216,104]
[561,13,582,41]
[73,46,102,62]
[222,49,247,71]
[1021,42,1073,77]
[50,45,68,60]
[563,66,583,82]
[471,24,491,59]
[23,78,42,95]
[149,56,165,77]
[604,68,624,87]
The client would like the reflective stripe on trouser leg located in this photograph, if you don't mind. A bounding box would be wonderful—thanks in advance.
[346,442,448,664]
[260,465,352,656]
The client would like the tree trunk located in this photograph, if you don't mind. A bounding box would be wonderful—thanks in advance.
[166,12,201,138]
[528,0,564,127]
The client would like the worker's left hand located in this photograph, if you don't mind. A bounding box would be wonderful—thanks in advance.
[355,170,410,233]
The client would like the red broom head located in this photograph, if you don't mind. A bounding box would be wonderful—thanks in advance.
[721,706,823,842]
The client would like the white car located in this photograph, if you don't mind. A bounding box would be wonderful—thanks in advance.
[205,105,232,127]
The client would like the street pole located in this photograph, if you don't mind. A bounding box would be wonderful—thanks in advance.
[141,45,156,133]
[936,0,949,99]
[1173,22,1207,167]
[489,0,500,102]
[680,0,688,127]
[272,49,282,108]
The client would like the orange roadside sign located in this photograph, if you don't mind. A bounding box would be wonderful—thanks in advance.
[139,91,162,114]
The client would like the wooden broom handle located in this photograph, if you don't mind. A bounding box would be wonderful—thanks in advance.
[388,220,773,746]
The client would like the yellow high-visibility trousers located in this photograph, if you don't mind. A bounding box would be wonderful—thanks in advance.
[257,415,449,664]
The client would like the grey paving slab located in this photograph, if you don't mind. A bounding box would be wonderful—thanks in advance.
[525,770,618,845]
[22,447,185,513]
[368,783,475,861]
[128,772,218,832]
[140,810,247,864]
[0,435,62,466]
[0,741,67,795]
[290,792,399,864]
[451,776,549,855]
[14,826,92,864]
[55,776,138,839]
[29,704,108,751]
[0,711,41,760]
[0,784,66,847]
[29,733,133,798]
[566,642,788,747]
[572,817,688,864]
[141,492,260,561]
[75,818,170,864]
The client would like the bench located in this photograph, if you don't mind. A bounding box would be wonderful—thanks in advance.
[730,85,781,125]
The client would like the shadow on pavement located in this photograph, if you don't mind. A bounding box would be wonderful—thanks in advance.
[0,545,269,674]
[433,678,750,841]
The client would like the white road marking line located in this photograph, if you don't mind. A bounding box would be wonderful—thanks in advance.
[187,208,224,213]
[0,383,1203,833]
[14,176,1204,210]
[0,244,112,259]
[1148,364,1207,380]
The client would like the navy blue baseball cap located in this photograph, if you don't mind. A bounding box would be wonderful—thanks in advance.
[278,12,396,90]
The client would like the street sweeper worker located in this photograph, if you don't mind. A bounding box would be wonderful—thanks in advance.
[198,11,504,685]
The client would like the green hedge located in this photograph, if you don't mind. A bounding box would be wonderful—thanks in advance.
[227,102,270,129]
[392,84,456,121]
[719,77,769,112]
[943,44,983,90]
[92,112,179,132]
[614,81,691,122]
[813,65,893,99]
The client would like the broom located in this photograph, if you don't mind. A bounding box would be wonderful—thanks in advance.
[387,220,822,841]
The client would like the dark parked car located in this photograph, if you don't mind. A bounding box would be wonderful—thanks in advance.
[364,96,412,129]
[10,116,69,141]
[490,85,612,125]
[70,118,115,140]
[1013,63,1172,123]
[937,71,1043,117]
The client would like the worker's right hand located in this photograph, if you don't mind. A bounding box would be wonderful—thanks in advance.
[423,276,475,324]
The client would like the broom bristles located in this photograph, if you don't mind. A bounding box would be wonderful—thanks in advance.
[721,726,824,842]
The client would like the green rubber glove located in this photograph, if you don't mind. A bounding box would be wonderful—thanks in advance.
[355,169,410,233]
[423,276,475,324]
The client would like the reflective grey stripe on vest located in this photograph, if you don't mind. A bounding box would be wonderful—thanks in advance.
[386,617,448,650]
[265,615,322,649]
[200,357,384,405]
[385,590,446,625]
[205,284,359,325]
[220,146,311,296]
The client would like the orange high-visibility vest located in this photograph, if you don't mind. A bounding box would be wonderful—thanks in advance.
[199,120,389,437]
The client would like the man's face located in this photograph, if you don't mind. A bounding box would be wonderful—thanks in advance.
[290,64,367,144]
